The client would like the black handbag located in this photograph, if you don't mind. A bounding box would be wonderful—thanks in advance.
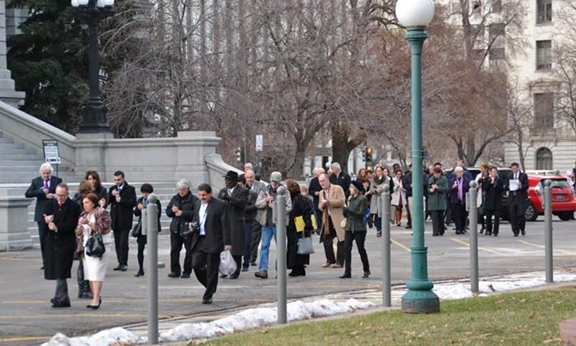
[131,222,142,238]
[85,233,106,258]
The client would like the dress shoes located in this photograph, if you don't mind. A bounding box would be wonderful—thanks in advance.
[135,270,144,277]
[113,265,122,271]
[339,273,351,279]
[250,262,257,267]
[87,298,102,310]
[229,273,240,280]
[120,265,127,272]
[362,271,371,279]
[331,263,343,269]
[322,262,333,268]
[79,292,93,299]
[180,273,191,279]
[220,274,228,279]
[202,297,213,305]
[242,265,249,272]
[521,230,526,236]
[168,272,180,278]
[52,298,71,308]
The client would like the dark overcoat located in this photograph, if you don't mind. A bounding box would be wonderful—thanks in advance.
[108,182,137,231]
[219,186,249,256]
[43,198,81,280]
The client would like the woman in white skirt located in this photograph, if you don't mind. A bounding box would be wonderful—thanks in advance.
[76,193,112,310]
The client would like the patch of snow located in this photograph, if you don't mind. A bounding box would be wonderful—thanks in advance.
[42,327,141,346]
[160,298,374,343]
[433,272,576,300]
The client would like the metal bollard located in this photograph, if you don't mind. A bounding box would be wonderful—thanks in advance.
[276,186,287,324]
[381,185,392,307]
[146,194,159,345]
[544,180,553,283]
[468,181,479,294]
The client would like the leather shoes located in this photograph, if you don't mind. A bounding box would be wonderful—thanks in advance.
[242,266,249,272]
[339,274,351,279]
[220,274,228,279]
[113,265,122,271]
[229,273,240,279]
[52,298,71,308]
[521,230,526,236]
[322,262,332,268]
[181,273,191,279]
[135,271,144,277]
[120,265,127,272]
[168,272,180,278]
[362,271,371,279]
[202,297,213,305]
[331,263,343,269]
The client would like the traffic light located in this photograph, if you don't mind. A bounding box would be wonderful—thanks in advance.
[365,146,373,164]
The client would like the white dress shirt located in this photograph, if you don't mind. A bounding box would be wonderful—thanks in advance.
[199,202,208,236]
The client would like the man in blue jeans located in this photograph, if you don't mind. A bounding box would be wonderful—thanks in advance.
[254,172,292,279]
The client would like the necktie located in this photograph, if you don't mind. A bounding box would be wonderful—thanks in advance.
[44,180,49,189]
[59,201,63,207]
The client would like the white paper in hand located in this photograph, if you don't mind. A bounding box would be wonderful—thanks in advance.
[219,250,237,277]
[509,179,520,192]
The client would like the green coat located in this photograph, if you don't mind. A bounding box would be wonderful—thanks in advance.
[344,194,367,232]
[427,175,448,211]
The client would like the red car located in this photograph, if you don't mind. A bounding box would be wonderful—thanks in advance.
[523,174,576,221]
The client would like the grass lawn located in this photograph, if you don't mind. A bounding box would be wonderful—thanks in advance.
[201,286,576,346]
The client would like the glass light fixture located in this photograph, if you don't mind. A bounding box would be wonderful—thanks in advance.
[78,0,89,5]
[104,0,114,6]
[96,0,105,7]
[71,0,79,7]
[395,0,435,27]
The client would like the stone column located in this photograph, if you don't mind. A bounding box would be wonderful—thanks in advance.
[0,0,24,107]
[0,187,33,251]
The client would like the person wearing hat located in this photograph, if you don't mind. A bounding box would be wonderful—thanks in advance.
[254,171,293,279]
[340,180,370,279]
[218,170,249,279]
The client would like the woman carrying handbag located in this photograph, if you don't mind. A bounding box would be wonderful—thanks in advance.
[285,180,314,277]
[340,180,370,279]
[76,193,112,310]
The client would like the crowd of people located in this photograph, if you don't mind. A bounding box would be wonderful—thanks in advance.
[26,159,561,309]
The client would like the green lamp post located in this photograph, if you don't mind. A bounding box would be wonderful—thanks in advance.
[396,0,440,314]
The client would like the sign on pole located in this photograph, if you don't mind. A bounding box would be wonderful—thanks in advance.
[42,140,61,165]
[255,134,263,152]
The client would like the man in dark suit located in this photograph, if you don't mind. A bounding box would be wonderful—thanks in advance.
[245,170,266,266]
[25,163,63,269]
[218,170,249,279]
[43,183,81,308]
[483,166,504,236]
[329,162,351,198]
[507,162,529,236]
[192,183,231,305]
[450,167,470,235]
[108,171,137,271]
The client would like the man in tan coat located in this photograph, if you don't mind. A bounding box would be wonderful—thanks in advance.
[318,173,346,268]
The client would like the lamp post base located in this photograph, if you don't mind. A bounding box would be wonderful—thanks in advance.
[78,101,112,135]
[401,245,440,313]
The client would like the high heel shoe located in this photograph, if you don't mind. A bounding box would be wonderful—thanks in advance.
[87,298,102,310]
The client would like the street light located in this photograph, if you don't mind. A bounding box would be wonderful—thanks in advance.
[395,0,439,314]
[71,0,114,135]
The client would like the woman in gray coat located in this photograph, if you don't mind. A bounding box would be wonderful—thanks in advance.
[427,167,448,236]
[368,166,391,237]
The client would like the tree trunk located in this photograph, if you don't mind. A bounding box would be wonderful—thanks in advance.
[291,140,307,179]
[465,137,476,167]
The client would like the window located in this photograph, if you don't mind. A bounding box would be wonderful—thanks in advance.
[537,0,552,24]
[536,148,553,170]
[534,93,554,129]
[536,40,552,70]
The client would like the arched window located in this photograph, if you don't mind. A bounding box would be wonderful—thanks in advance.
[536,147,553,170]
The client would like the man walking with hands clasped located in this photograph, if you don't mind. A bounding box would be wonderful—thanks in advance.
[507,163,529,237]
[108,171,137,272]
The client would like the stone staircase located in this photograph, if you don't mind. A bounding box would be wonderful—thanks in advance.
[0,130,78,184]
[0,131,179,245]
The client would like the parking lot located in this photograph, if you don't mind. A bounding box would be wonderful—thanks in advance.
[0,218,575,345]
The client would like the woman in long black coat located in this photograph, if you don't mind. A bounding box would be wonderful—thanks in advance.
[285,180,314,277]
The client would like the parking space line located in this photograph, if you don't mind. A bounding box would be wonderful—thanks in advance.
[0,336,52,342]
[390,239,411,253]
[450,238,505,255]
[517,239,576,256]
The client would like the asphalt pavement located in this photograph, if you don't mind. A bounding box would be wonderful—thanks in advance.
[0,217,575,345]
